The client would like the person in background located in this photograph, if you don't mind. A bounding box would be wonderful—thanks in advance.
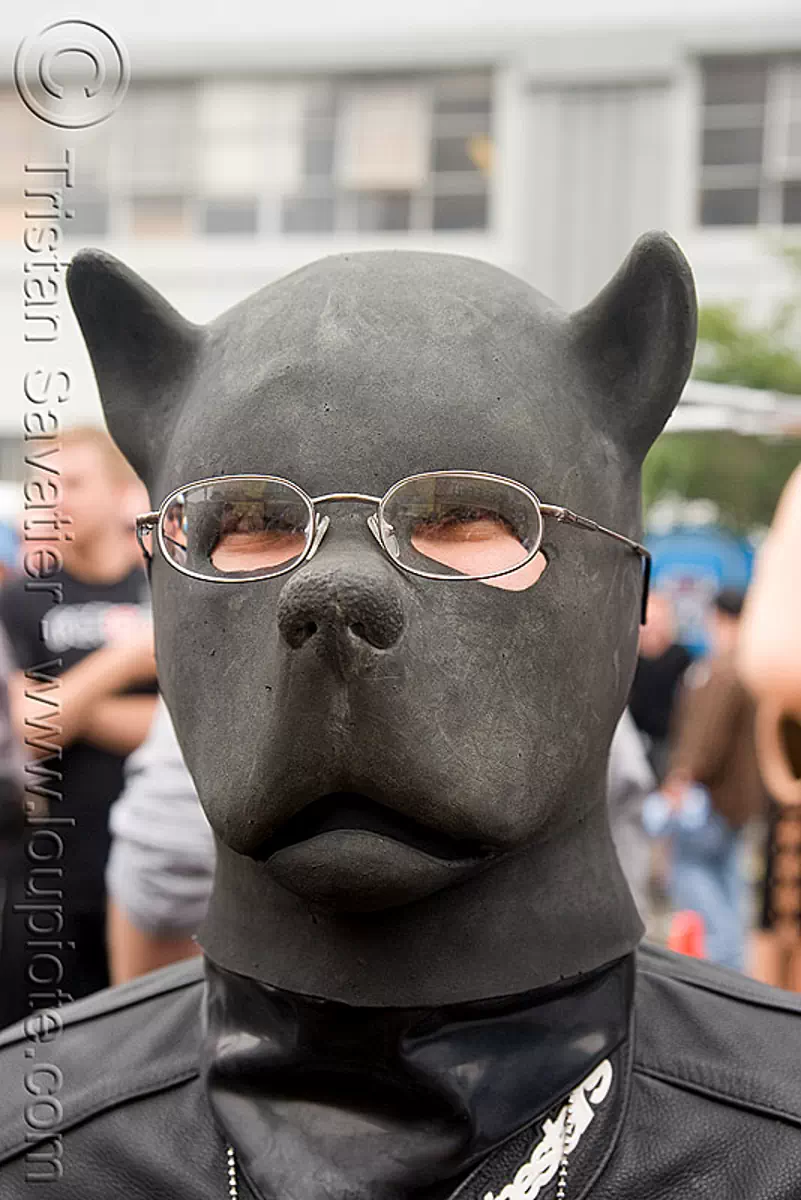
[0,427,158,1016]
[106,697,215,983]
[629,591,691,781]
[0,523,19,589]
[0,626,22,845]
[607,707,655,921]
[738,464,801,990]
[662,589,768,971]
[0,626,24,1028]
[119,475,152,573]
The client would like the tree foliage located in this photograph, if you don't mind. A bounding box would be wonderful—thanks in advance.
[693,305,801,394]
[643,246,801,533]
[643,431,801,533]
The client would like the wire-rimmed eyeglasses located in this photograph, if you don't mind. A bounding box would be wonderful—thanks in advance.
[136,470,652,622]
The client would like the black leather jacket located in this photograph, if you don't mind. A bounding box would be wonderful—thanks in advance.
[1,943,800,1198]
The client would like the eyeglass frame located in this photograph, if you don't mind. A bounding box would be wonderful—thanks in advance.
[135,470,652,623]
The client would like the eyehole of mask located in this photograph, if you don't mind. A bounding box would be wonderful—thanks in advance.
[481,549,549,592]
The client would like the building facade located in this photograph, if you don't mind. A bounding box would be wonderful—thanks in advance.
[0,14,799,457]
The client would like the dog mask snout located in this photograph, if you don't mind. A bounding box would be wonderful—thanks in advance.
[277,558,405,661]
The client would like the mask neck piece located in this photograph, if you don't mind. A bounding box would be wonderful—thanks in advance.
[201,953,634,1200]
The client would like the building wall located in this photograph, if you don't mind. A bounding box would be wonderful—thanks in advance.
[516,81,675,308]
[0,18,800,452]
[514,26,801,308]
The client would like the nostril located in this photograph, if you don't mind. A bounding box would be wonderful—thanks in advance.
[350,621,366,641]
[283,618,319,650]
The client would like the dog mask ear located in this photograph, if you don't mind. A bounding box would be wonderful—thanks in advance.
[66,250,202,488]
[569,232,697,463]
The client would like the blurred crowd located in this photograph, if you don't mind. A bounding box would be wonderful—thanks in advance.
[0,427,799,1028]
[611,465,801,990]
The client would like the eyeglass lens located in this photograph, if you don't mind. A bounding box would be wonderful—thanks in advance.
[158,479,314,579]
[380,474,546,589]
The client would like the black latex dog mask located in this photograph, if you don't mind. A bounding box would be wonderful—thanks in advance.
[67,236,696,1005]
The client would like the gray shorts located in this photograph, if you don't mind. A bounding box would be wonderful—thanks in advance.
[106,698,215,938]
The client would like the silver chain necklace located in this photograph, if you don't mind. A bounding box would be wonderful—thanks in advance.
[226,1145,238,1198]
[556,1093,575,1199]
[224,1094,574,1199]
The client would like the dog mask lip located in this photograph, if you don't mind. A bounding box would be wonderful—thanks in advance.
[258,791,494,865]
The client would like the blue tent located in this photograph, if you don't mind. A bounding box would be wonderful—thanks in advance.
[0,523,18,570]
[646,526,754,656]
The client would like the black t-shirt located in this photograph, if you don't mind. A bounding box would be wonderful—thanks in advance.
[628,643,692,744]
[0,567,152,912]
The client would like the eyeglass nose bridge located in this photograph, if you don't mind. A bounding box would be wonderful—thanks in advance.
[305,492,386,564]
[312,492,382,507]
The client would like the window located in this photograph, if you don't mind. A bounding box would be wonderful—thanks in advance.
[699,55,801,226]
[348,191,412,232]
[337,85,430,190]
[278,70,492,236]
[0,437,24,483]
[427,73,492,234]
[197,81,304,236]
[198,82,305,196]
[784,182,801,223]
[64,196,110,237]
[433,193,487,231]
[202,199,260,235]
[281,193,336,233]
[700,187,759,226]
[36,70,493,242]
[0,89,57,241]
[124,86,195,192]
[111,86,195,240]
[130,195,190,238]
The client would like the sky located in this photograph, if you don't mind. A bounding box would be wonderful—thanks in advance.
[4,0,800,47]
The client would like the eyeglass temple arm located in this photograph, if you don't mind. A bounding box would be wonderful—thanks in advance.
[540,504,652,625]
